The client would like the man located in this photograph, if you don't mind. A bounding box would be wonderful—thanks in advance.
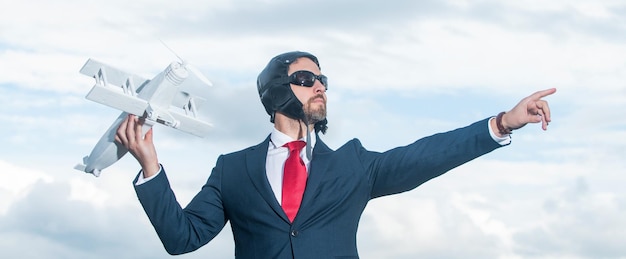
[116,51,555,258]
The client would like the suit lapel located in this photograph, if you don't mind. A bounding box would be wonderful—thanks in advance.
[245,135,290,222]
[296,137,332,222]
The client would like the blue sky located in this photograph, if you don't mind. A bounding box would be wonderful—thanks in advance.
[1,0,625,258]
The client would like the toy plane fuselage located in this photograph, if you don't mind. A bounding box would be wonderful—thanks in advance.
[75,59,212,176]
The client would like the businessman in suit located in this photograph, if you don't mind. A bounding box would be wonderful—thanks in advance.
[116,51,556,258]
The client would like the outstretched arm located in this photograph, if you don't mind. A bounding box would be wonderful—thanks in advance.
[490,88,557,137]
[115,114,160,178]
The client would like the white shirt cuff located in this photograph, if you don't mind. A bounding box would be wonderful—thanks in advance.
[488,117,511,145]
[134,164,163,185]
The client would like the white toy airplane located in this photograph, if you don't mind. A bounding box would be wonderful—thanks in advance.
[75,58,213,177]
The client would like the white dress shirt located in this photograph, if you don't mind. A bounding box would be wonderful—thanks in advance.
[265,128,315,205]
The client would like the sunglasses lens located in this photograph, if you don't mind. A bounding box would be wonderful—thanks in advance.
[291,71,316,87]
[319,75,328,87]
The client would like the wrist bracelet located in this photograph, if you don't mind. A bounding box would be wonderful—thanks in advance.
[496,112,512,135]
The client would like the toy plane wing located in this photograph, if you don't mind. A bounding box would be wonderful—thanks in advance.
[80,58,212,136]
[80,59,149,90]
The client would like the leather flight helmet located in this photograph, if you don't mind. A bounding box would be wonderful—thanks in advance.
[257,51,328,133]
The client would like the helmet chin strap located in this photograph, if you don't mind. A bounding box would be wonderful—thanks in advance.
[300,117,313,161]
[305,127,312,161]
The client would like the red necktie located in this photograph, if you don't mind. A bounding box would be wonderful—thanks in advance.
[282,140,307,222]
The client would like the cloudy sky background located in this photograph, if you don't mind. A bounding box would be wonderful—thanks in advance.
[1,0,625,258]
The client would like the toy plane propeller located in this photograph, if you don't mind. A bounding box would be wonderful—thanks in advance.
[75,58,213,177]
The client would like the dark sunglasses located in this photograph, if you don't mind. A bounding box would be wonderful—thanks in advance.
[289,70,328,89]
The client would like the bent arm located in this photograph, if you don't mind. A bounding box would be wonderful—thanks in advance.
[134,164,226,255]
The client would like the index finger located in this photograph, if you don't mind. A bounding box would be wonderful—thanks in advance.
[530,88,557,100]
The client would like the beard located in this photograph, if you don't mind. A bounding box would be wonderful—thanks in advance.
[304,94,326,124]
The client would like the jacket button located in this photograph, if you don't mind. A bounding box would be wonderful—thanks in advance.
[290,230,299,237]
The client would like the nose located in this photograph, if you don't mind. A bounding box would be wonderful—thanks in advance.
[313,79,326,94]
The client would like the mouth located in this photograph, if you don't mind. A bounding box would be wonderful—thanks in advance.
[309,95,326,104]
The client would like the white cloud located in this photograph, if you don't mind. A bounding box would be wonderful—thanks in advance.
[358,155,626,258]
[0,160,53,214]
[68,178,111,208]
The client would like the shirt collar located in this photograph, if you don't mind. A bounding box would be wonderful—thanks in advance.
[269,127,317,150]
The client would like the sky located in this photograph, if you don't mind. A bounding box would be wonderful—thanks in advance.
[1,0,625,258]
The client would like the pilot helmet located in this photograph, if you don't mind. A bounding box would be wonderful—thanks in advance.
[257,51,327,133]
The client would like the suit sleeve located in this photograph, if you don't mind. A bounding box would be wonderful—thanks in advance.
[134,157,227,255]
[362,118,504,198]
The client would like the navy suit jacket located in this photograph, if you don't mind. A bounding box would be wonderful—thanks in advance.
[134,118,503,258]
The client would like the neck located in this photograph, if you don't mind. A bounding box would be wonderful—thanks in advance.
[274,113,313,140]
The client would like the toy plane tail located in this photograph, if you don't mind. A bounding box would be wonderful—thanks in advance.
[74,156,102,177]
[74,163,86,172]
